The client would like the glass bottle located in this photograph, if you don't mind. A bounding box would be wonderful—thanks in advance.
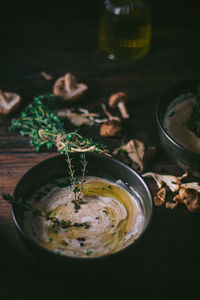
[98,0,152,62]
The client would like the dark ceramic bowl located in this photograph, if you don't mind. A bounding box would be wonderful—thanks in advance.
[156,80,200,178]
[12,153,153,272]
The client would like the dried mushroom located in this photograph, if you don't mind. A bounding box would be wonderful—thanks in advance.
[165,201,178,210]
[154,187,166,206]
[57,109,94,126]
[180,182,200,193]
[142,172,181,192]
[100,120,122,137]
[57,106,108,127]
[78,108,107,124]
[53,73,88,101]
[178,171,188,180]
[113,139,156,173]
[108,92,129,119]
[100,103,122,136]
[173,188,200,213]
[144,169,200,213]
[0,89,21,114]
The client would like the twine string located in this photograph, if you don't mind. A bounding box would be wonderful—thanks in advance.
[38,129,107,154]
[38,129,66,151]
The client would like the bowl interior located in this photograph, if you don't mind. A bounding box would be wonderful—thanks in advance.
[157,80,199,128]
[13,152,153,259]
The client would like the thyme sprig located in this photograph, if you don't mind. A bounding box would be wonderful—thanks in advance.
[66,153,88,212]
[7,94,108,223]
[10,94,107,154]
[2,193,90,232]
[188,84,200,137]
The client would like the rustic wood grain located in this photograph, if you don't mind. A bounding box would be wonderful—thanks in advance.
[0,13,200,299]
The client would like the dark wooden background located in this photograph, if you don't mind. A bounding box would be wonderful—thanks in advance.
[0,1,200,299]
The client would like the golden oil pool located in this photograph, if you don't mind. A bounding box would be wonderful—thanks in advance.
[98,0,152,62]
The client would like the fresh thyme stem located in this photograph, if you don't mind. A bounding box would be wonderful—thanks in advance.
[65,152,88,212]
[2,193,90,231]
[74,153,88,212]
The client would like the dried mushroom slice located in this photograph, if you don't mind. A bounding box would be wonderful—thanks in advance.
[113,139,155,173]
[165,201,178,210]
[173,188,200,213]
[180,182,200,193]
[154,187,166,206]
[100,120,122,137]
[142,172,181,192]
[53,73,88,101]
[123,139,145,173]
[57,107,107,126]
[0,89,21,114]
[178,171,188,180]
[57,109,94,126]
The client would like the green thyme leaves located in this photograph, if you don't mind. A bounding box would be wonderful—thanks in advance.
[67,153,88,213]
[2,193,90,233]
[2,193,31,209]
[10,94,107,155]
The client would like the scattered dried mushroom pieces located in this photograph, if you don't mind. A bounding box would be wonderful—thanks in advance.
[0,89,21,114]
[53,73,88,101]
[142,172,181,192]
[57,107,108,127]
[113,139,156,173]
[173,188,200,213]
[143,171,200,213]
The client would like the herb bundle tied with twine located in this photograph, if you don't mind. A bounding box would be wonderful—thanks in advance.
[10,94,108,155]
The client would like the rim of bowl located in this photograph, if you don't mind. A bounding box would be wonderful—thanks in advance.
[12,152,153,262]
[156,80,200,160]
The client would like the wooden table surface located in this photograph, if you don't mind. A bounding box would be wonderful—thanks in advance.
[0,14,200,300]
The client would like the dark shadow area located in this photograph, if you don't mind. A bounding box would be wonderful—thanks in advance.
[0,0,199,29]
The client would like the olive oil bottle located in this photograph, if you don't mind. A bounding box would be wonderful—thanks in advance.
[98,0,152,62]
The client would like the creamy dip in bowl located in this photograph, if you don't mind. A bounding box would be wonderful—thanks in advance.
[12,153,152,265]
[156,80,200,178]
[24,176,144,258]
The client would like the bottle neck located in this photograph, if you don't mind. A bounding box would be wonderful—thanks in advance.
[104,0,151,16]
[104,0,135,16]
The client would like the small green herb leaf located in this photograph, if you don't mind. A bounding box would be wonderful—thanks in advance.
[86,250,93,256]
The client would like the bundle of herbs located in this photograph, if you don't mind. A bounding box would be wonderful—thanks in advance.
[2,94,108,234]
[10,94,107,154]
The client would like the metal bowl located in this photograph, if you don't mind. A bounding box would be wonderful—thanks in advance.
[12,152,153,273]
[156,80,200,178]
